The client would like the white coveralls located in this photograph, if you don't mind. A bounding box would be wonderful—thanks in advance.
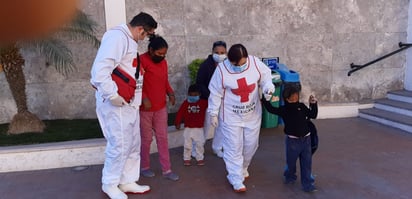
[208,55,274,186]
[90,24,143,186]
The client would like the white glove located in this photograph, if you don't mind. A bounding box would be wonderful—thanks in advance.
[109,94,128,107]
[264,93,272,101]
[211,115,218,127]
[264,88,275,101]
[265,87,275,95]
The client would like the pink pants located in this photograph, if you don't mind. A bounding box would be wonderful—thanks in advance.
[140,107,171,173]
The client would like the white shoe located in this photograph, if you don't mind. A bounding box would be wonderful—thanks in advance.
[119,182,150,194]
[213,149,223,158]
[102,184,127,199]
[233,183,247,193]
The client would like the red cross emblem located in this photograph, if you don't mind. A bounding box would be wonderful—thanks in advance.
[231,78,255,102]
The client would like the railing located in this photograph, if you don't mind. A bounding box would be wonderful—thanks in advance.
[347,42,412,76]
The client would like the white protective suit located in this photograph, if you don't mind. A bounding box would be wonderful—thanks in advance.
[90,24,143,186]
[208,55,274,186]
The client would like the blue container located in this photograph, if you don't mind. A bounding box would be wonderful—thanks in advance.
[275,63,301,91]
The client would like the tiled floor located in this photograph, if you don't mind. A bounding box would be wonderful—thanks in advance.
[1,117,412,199]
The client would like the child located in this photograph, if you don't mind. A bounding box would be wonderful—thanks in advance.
[262,85,318,193]
[175,84,208,166]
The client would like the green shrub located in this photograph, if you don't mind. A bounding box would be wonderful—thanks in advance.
[0,114,178,146]
[188,58,205,84]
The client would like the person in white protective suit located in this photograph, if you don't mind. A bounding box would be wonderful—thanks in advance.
[207,44,275,193]
[90,12,157,199]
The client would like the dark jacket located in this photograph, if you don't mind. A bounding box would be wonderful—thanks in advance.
[262,100,318,137]
[196,55,217,100]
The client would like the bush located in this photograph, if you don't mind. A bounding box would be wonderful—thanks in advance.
[188,58,204,84]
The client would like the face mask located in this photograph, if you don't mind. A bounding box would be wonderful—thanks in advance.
[231,61,247,73]
[151,55,165,63]
[213,53,227,63]
[187,96,200,103]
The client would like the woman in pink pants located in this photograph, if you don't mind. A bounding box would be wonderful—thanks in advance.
[139,35,179,181]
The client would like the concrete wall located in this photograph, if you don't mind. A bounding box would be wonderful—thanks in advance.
[0,0,408,124]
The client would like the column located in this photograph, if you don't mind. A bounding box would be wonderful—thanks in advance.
[104,0,126,30]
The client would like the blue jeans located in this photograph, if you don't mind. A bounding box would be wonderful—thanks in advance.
[284,135,314,191]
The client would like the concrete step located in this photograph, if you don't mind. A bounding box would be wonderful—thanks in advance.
[0,103,381,173]
[0,127,186,173]
[359,108,412,133]
[374,98,412,117]
[387,90,412,103]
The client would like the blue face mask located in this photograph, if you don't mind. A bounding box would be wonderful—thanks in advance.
[231,61,247,73]
[187,96,200,103]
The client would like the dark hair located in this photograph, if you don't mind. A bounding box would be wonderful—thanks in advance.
[188,84,200,93]
[129,12,157,30]
[148,35,168,51]
[227,44,248,64]
[212,41,226,51]
[282,85,300,100]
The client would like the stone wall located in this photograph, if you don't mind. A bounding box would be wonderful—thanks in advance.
[0,0,408,123]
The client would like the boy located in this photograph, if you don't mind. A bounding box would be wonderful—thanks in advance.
[262,86,318,193]
[175,84,208,166]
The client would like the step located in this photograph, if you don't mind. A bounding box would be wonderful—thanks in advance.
[374,98,412,117]
[387,90,412,104]
[0,127,186,173]
[359,108,412,133]
[0,103,373,173]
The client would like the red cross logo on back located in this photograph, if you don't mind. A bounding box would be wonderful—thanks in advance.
[231,78,256,102]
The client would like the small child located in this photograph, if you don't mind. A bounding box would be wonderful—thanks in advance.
[175,84,208,166]
[262,85,318,193]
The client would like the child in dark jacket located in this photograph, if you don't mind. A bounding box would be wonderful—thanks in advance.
[175,84,208,166]
[262,86,318,192]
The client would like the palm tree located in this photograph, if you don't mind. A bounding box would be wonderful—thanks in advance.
[0,10,100,134]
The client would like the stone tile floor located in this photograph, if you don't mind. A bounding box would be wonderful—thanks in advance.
[1,117,411,199]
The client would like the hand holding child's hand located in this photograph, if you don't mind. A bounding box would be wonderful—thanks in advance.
[271,96,280,102]
[309,95,317,104]
[263,88,274,101]
[263,93,272,101]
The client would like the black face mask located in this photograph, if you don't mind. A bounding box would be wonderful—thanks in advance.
[151,55,165,63]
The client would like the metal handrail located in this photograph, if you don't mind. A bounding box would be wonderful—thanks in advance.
[347,42,412,76]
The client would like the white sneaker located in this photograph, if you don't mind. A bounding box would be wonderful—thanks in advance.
[213,149,223,158]
[233,183,247,193]
[102,184,127,199]
[119,182,150,194]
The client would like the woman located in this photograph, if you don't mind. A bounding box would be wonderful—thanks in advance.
[196,40,227,157]
[139,35,179,181]
[207,44,275,192]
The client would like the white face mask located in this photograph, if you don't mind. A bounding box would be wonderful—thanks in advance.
[212,53,227,63]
